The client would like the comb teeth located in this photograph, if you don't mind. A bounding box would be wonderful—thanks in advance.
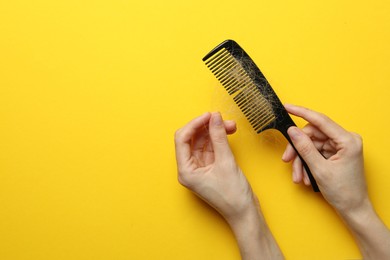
[233,84,275,132]
[205,49,249,95]
[204,47,275,133]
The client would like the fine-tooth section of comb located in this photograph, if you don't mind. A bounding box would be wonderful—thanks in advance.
[233,84,275,133]
[202,39,320,192]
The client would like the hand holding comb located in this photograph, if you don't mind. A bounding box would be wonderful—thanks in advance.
[202,39,320,192]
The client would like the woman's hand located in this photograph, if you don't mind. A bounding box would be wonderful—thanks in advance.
[175,112,283,260]
[282,104,390,259]
[174,112,256,224]
[282,104,367,214]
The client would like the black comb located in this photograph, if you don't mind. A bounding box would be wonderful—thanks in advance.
[203,39,320,192]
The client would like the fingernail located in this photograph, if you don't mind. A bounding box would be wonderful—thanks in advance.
[288,127,301,141]
[282,149,288,161]
[304,175,310,186]
[292,171,297,183]
[212,112,223,126]
[224,120,235,125]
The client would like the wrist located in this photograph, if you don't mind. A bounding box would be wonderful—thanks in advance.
[337,198,390,259]
[338,197,374,226]
[228,203,264,235]
[337,197,382,244]
[226,197,284,260]
[225,195,263,232]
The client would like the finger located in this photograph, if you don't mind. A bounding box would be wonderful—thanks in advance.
[284,104,348,142]
[174,112,211,167]
[209,112,233,160]
[322,141,337,155]
[303,168,311,186]
[293,157,310,186]
[192,120,236,152]
[283,140,324,163]
[284,124,326,162]
[292,156,303,184]
[282,143,296,162]
[282,124,328,162]
[224,120,237,135]
[287,126,325,175]
[303,124,339,159]
[301,124,328,141]
[192,125,212,160]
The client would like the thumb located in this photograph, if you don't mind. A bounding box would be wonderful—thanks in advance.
[209,112,233,159]
[287,127,324,172]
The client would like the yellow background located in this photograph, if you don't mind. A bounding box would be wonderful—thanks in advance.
[1,0,389,259]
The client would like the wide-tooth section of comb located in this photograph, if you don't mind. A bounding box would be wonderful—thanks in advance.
[204,47,275,133]
[205,49,248,95]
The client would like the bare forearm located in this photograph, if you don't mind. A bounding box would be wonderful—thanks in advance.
[227,205,284,260]
[339,200,390,259]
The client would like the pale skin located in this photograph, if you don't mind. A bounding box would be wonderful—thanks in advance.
[174,104,390,260]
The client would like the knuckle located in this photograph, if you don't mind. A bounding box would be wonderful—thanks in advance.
[212,134,225,144]
[351,132,363,142]
[314,112,330,127]
[351,132,363,151]
[343,132,363,155]
[174,128,184,142]
[302,124,312,134]
[210,130,226,144]
[298,141,313,157]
